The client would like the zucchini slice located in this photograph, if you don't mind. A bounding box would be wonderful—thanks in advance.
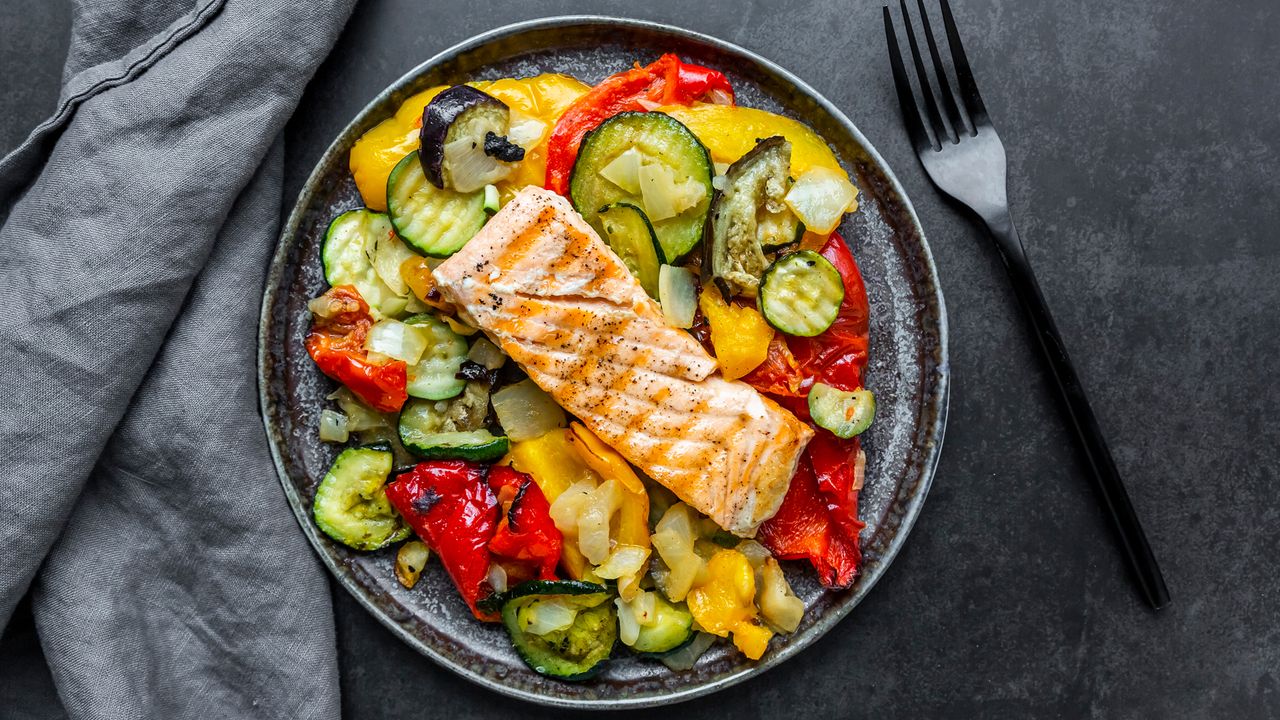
[387,150,487,258]
[402,314,467,400]
[321,209,408,319]
[570,112,713,263]
[479,579,608,613]
[807,382,876,438]
[483,184,501,214]
[597,202,664,297]
[312,444,409,551]
[497,581,617,680]
[632,595,696,656]
[758,250,845,337]
[398,392,508,462]
[703,137,803,299]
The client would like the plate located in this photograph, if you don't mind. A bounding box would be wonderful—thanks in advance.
[258,15,948,709]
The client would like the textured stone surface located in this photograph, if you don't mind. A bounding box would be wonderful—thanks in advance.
[2,0,1278,717]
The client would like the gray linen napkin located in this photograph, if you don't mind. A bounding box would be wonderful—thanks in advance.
[0,0,358,717]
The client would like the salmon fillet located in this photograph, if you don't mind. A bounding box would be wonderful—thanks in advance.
[432,187,813,536]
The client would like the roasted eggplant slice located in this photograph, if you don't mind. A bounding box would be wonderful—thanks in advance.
[420,85,524,193]
[703,136,803,299]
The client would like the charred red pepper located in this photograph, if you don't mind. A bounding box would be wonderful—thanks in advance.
[385,462,564,620]
[748,235,871,588]
[305,285,407,413]
[543,53,735,195]
[486,466,563,584]
[808,432,865,541]
[385,461,500,620]
[757,449,860,589]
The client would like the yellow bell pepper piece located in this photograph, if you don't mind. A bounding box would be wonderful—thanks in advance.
[476,75,590,118]
[698,288,774,381]
[505,427,597,500]
[570,422,650,597]
[567,423,644,496]
[557,542,592,582]
[568,423,651,600]
[505,423,659,587]
[349,85,447,211]
[729,620,774,660]
[503,428,598,580]
[348,74,590,211]
[687,548,775,660]
[567,423,649,547]
[474,75,591,204]
[657,103,851,184]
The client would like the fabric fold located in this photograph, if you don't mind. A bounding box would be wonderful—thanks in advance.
[0,0,226,204]
[33,140,341,720]
[0,0,358,717]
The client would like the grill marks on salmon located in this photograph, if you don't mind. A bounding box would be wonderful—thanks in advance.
[433,187,813,536]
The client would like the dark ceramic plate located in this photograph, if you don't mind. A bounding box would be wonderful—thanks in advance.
[259,16,948,709]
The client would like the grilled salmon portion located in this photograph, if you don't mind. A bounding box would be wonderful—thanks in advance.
[433,187,813,536]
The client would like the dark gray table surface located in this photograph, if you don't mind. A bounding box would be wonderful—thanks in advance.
[3,0,1278,718]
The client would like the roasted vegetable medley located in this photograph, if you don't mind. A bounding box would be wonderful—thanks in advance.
[305,54,873,680]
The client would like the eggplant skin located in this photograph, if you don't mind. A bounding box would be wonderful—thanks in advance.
[484,132,525,162]
[703,135,796,300]
[420,85,509,188]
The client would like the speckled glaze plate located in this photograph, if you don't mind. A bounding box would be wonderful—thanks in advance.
[259,16,948,709]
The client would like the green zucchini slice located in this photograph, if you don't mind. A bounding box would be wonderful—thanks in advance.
[758,250,845,337]
[597,202,664,297]
[387,150,487,257]
[402,314,467,400]
[483,184,501,214]
[632,595,696,656]
[497,581,616,680]
[570,112,713,263]
[312,444,408,551]
[807,382,876,438]
[398,391,508,462]
[321,209,409,319]
[479,579,608,614]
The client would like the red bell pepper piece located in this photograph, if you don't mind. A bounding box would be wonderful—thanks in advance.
[748,235,871,588]
[543,53,735,195]
[808,432,865,540]
[486,466,563,584]
[385,461,500,621]
[739,334,803,396]
[307,335,407,414]
[757,448,861,589]
[305,285,408,413]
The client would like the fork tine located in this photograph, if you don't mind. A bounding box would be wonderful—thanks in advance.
[916,0,966,137]
[898,0,948,147]
[939,0,989,122]
[882,6,935,152]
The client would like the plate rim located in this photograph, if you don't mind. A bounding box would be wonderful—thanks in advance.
[258,14,950,709]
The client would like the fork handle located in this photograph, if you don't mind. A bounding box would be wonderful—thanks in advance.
[985,211,1171,610]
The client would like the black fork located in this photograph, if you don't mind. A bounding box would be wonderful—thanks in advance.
[884,0,1170,610]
